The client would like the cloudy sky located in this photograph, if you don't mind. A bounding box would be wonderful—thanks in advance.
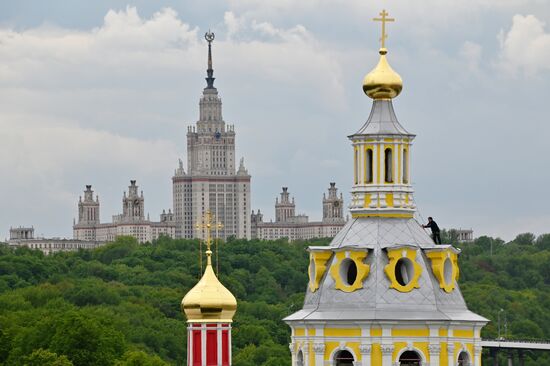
[1,0,549,241]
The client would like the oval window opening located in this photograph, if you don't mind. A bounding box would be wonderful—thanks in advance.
[339,258,358,286]
[443,257,453,284]
[395,258,414,286]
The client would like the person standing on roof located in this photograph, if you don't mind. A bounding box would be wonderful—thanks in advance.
[423,217,441,244]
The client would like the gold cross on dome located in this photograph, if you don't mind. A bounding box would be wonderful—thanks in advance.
[196,211,224,250]
[373,9,395,49]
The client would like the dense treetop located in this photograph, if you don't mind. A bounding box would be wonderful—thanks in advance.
[0,232,549,365]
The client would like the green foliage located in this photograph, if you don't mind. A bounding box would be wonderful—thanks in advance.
[0,234,548,365]
[22,348,73,366]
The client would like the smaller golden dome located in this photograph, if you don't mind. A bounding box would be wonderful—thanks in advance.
[363,48,403,100]
[181,251,237,322]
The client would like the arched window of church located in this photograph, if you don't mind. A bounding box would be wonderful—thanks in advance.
[403,148,409,184]
[354,149,359,185]
[399,350,422,366]
[334,350,354,366]
[385,148,393,183]
[366,148,373,183]
[296,350,304,366]
[458,351,470,366]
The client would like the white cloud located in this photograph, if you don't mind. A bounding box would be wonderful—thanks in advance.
[0,6,348,236]
[497,14,550,76]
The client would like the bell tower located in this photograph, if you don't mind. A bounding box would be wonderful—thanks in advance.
[284,10,487,366]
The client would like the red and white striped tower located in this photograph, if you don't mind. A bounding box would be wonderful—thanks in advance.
[182,210,237,366]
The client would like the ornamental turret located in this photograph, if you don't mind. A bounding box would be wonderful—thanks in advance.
[182,211,236,366]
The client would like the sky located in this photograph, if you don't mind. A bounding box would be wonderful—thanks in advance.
[1,0,549,241]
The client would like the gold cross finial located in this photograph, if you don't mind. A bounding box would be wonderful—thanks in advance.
[373,9,395,49]
[196,210,216,252]
[195,210,224,275]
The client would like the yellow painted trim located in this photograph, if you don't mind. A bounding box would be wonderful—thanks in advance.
[384,247,422,293]
[352,212,414,219]
[329,251,370,293]
[385,193,394,207]
[398,144,402,183]
[309,342,314,365]
[363,193,372,208]
[439,328,448,337]
[372,343,382,365]
[371,328,382,337]
[391,328,430,337]
[308,251,332,292]
[324,328,361,337]
[295,328,305,337]
[454,329,474,338]
[308,328,316,336]
[426,249,459,293]
[441,342,448,366]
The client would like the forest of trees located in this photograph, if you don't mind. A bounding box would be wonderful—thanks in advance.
[0,233,549,365]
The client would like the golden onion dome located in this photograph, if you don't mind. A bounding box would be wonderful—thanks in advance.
[181,250,237,322]
[363,48,403,100]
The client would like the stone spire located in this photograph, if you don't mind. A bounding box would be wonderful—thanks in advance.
[205,31,215,89]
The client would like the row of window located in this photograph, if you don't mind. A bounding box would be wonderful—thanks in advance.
[354,147,409,185]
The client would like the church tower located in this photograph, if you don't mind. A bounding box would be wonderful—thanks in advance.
[182,211,237,366]
[284,10,487,366]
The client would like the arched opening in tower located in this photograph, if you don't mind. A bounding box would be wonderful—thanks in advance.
[399,350,422,366]
[334,350,354,366]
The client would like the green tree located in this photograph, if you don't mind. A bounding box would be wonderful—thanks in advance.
[22,348,73,366]
[115,350,169,366]
[49,313,126,366]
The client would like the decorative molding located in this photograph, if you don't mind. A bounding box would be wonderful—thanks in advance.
[381,344,395,355]
[447,343,455,354]
[313,343,326,354]
[384,247,422,292]
[428,344,441,355]
[329,251,371,292]
[359,344,372,354]
[308,251,332,292]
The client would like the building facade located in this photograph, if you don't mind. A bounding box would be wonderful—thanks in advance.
[284,11,487,366]
[251,183,346,241]
[8,226,104,255]
[173,33,251,240]
[73,181,176,243]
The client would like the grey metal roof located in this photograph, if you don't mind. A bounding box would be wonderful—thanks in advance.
[351,99,414,137]
[285,217,488,323]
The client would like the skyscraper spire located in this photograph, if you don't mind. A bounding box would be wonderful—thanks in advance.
[205,31,215,89]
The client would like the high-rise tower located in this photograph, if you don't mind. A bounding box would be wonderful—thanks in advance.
[182,211,237,366]
[322,183,344,224]
[284,10,487,366]
[173,31,251,240]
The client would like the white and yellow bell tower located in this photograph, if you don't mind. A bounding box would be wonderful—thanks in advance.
[285,10,488,366]
[350,10,414,220]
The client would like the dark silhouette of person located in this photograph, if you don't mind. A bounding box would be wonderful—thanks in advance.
[423,217,441,244]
